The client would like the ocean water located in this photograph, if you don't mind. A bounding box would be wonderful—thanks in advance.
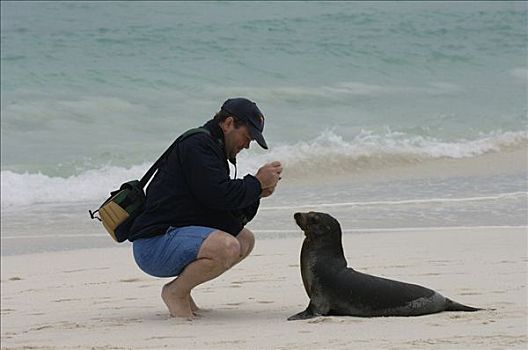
[1,1,527,255]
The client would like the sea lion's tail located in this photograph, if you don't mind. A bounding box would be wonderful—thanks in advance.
[445,298,482,312]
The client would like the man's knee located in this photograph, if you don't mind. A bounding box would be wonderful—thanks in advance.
[198,231,241,269]
[237,228,255,258]
[221,237,242,265]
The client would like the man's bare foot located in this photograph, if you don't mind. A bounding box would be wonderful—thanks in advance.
[161,284,194,319]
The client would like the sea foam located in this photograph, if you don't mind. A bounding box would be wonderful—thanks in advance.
[1,129,526,208]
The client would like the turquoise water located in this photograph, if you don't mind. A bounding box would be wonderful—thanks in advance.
[1,1,527,254]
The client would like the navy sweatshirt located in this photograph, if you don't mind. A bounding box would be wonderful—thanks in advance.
[129,120,262,241]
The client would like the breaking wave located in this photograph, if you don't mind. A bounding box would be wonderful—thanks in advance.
[1,129,526,207]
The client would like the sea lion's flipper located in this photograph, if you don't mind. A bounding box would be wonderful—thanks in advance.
[445,299,482,312]
[287,304,316,321]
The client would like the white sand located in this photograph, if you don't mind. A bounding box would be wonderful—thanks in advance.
[1,227,527,349]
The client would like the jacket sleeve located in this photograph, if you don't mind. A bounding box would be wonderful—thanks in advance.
[178,136,262,211]
[231,199,261,226]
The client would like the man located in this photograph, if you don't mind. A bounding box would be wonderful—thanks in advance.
[129,97,282,318]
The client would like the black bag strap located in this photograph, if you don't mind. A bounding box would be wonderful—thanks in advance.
[138,127,210,188]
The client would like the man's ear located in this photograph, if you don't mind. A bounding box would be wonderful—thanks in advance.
[220,116,235,132]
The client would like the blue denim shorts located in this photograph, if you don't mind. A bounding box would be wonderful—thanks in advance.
[133,226,216,278]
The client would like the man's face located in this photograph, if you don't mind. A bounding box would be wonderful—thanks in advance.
[222,117,252,160]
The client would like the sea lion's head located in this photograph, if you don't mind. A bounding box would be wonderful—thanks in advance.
[294,211,342,242]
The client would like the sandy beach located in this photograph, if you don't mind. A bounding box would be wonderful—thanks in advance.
[2,2,527,349]
[1,227,526,350]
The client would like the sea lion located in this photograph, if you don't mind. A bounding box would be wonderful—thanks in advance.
[288,211,481,320]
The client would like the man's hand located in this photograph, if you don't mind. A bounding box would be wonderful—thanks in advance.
[260,184,276,198]
[255,161,282,197]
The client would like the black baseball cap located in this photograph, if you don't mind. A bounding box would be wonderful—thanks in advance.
[221,97,268,150]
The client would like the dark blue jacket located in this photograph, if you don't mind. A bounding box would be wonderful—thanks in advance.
[129,120,262,241]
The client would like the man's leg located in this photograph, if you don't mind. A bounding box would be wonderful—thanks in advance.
[161,230,241,318]
[188,228,255,313]
[234,228,255,264]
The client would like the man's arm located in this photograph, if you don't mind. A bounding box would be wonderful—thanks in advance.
[179,137,262,211]
[231,199,260,226]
